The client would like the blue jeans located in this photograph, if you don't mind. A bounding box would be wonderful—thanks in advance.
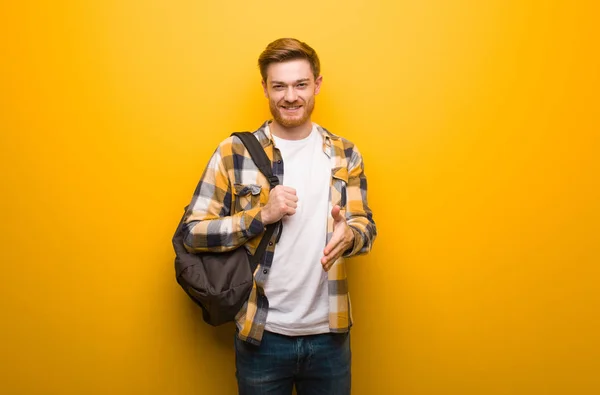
[235,330,351,395]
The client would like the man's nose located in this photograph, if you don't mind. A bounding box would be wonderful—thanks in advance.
[284,87,298,102]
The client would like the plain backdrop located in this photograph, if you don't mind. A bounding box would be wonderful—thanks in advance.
[1,1,599,394]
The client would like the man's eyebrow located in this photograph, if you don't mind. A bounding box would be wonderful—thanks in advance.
[270,78,311,85]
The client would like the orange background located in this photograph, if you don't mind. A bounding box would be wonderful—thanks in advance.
[1,1,599,394]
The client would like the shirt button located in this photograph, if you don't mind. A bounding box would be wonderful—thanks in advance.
[268,241,273,246]
[277,160,282,164]
[263,269,268,274]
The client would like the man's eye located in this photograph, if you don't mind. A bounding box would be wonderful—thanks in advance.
[273,85,283,90]
[297,83,307,88]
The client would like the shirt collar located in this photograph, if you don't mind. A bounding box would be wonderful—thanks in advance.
[255,120,340,149]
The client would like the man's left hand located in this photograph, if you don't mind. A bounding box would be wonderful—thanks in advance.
[321,205,354,272]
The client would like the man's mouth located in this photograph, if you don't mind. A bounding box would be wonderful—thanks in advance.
[281,104,302,111]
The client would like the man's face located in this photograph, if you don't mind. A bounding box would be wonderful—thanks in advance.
[262,59,322,129]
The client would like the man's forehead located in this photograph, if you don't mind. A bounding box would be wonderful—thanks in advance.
[265,59,313,82]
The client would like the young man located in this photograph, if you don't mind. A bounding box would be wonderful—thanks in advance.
[182,38,377,395]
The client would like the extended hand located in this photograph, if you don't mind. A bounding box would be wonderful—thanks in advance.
[261,185,298,225]
[321,205,354,272]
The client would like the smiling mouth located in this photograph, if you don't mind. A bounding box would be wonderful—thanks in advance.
[281,104,302,111]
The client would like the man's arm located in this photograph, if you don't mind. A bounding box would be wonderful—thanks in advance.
[321,143,377,270]
[182,144,265,253]
[342,145,377,257]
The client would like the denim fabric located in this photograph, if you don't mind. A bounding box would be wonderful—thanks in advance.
[235,331,351,395]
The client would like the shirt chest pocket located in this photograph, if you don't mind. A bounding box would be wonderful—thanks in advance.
[233,183,262,212]
[332,167,348,208]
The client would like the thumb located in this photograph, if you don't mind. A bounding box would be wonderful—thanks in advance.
[331,205,343,221]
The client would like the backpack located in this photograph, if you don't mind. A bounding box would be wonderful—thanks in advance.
[172,132,280,326]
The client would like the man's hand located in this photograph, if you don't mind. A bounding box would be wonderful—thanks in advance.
[321,205,354,272]
[261,185,298,225]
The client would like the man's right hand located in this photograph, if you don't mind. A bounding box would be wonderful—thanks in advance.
[261,185,298,224]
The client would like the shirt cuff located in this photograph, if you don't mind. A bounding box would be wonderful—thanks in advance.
[241,206,265,238]
[342,225,364,258]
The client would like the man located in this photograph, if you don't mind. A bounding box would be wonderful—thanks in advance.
[182,38,376,395]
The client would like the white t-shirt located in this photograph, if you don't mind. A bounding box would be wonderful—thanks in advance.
[264,124,331,336]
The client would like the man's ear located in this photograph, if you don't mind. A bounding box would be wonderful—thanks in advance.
[261,80,268,98]
[314,75,323,95]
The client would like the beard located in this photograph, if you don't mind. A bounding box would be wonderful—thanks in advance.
[269,96,315,128]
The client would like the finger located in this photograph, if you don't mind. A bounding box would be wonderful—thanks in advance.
[284,192,299,202]
[285,206,296,216]
[322,232,351,263]
[322,243,346,266]
[323,235,341,256]
[321,254,335,267]
[321,256,339,272]
[320,255,331,269]
[331,205,342,221]
[278,201,297,212]
[282,186,297,194]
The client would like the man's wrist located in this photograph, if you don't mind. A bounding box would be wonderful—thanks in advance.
[260,207,274,225]
[342,226,360,257]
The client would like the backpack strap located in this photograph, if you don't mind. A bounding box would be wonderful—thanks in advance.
[231,132,279,189]
[230,132,281,272]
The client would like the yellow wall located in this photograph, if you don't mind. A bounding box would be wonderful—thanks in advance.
[1,1,599,394]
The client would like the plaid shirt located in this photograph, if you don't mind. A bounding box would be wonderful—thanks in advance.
[183,121,376,345]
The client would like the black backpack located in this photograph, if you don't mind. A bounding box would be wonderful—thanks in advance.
[172,132,280,326]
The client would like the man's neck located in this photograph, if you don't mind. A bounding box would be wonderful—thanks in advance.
[269,120,313,141]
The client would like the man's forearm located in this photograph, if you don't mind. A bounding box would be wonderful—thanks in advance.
[183,207,265,253]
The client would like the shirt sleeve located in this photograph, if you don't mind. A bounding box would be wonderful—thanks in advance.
[342,145,377,257]
[182,144,265,253]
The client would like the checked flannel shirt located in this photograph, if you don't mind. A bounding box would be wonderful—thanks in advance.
[183,121,377,345]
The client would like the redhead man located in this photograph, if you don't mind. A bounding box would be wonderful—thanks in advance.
[182,38,377,395]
